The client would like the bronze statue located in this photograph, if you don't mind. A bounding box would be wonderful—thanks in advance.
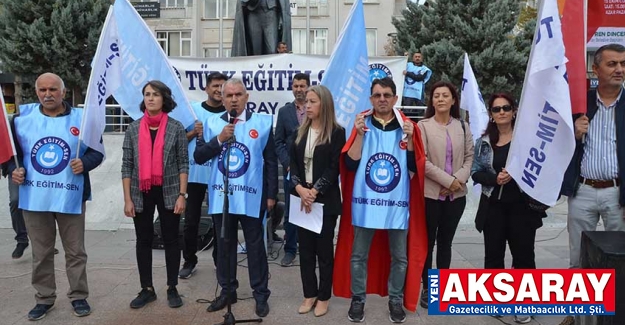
[232,0,292,56]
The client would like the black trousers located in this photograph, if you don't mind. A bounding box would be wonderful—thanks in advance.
[483,200,540,269]
[421,197,466,286]
[182,182,208,265]
[297,214,337,301]
[213,212,270,302]
[133,188,181,288]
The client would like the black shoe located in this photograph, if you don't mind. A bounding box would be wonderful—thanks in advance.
[167,286,183,308]
[347,297,365,322]
[420,288,428,309]
[130,287,157,309]
[255,300,270,317]
[272,232,283,242]
[207,293,237,312]
[389,300,406,323]
[28,304,54,321]
[71,299,91,317]
[12,242,28,259]
[178,262,196,279]
[280,252,296,267]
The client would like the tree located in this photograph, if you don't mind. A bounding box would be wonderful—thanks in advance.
[392,0,535,99]
[0,0,110,105]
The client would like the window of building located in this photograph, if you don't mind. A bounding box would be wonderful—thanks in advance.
[204,0,237,18]
[291,29,328,55]
[157,31,192,57]
[159,0,193,7]
[203,47,232,58]
[366,29,377,56]
[292,0,329,16]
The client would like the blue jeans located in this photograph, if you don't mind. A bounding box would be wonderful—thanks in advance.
[350,226,407,302]
[8,177,28,244]
[283,178,298,255]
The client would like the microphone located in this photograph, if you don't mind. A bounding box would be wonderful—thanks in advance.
[228,109,237,143]
[229,109,237,124]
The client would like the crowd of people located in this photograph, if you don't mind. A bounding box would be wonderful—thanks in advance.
[3,43,625,325]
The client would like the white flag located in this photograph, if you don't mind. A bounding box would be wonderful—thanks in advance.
[506,0,575,206]
[459,53,488,142]
[79,7,121,157]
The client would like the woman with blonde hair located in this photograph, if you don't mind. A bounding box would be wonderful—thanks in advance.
[290,85,345,317]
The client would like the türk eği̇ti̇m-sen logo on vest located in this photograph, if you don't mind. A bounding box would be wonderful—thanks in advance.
[218,142,251,178]
[369,63,393,83]
[31,137,72,175]
[365,153,402,193]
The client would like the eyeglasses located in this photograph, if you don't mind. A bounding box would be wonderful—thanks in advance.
[490,105,513,113]
[371,93,394,99]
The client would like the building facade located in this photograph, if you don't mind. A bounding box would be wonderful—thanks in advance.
[135,0,408,58]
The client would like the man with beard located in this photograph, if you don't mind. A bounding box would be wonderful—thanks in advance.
[179,72,228,279]
[274,73,310,266]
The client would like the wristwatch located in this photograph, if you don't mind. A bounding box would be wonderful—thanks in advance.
[179,193,188,199]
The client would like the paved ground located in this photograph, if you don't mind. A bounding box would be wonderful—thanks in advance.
[0,210,577,325]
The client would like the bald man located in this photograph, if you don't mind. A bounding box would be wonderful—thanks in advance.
[9,73,104,320]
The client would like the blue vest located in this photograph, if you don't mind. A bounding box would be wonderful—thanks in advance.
[206,113,272,218]
[15,104,87,214]
[187,102,219,184]
[403,63,432,101]
[352,118,410,229]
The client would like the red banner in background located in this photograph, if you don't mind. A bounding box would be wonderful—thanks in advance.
[560,0,587,114]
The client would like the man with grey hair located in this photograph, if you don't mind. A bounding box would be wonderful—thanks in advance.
[9,72,104,320]
[559,43,625,325]
[194,78,278,318]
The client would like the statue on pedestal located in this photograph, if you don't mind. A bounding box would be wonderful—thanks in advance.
[232,0,292,56]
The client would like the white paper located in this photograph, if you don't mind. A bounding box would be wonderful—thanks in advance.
[289,194,324,234]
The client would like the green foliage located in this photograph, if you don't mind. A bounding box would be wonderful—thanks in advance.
[392,0,536,100]
[0,0,110,101]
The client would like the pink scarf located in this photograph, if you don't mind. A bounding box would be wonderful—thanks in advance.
[139,110,168,192]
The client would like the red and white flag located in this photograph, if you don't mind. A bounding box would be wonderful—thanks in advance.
[0,86,16,164]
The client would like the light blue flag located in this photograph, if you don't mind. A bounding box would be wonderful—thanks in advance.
[321,0,369,138]
[112,0,195,126]
[80,7,121,158]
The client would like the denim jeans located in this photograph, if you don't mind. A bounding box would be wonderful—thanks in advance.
[351,226,407,302]
[8,177,28,244]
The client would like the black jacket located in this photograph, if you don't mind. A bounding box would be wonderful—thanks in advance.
[290,126,345,216]
[561,89,625,206]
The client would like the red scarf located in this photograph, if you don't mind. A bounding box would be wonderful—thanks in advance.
[139,110,168,192]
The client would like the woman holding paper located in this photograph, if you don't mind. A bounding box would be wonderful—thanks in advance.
[289,85,345,317]
[417,81,474,309]
[470,93,544,320]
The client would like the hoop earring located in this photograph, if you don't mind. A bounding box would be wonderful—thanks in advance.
[513,114,516,120]
[490,117,495,123]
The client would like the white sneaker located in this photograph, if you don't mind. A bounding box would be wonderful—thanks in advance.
[514,315,532,324]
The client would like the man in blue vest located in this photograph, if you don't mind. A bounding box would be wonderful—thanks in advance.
[402,52,432,107]
[274,72,309,266]
[179,72,228,279]
[194,78,278,318]
[9,73,104,321]
[334,77,428,323]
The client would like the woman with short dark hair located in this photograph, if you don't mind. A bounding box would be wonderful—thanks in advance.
[122,80,189,309]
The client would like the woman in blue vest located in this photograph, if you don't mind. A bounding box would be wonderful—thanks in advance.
[121,80,189,309]
[471,92,543,324]
[417,81,474,308]
[290,85,345,317]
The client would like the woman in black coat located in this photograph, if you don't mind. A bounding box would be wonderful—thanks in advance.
[290,85,345,317]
